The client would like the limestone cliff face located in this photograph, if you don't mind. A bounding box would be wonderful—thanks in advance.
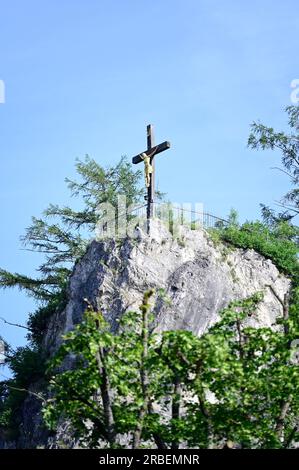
[4,222,291,448]
[45,221,290,354]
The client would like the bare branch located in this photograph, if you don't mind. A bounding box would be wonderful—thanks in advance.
[0,317,31,331]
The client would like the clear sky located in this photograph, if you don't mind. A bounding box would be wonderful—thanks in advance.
[0,0,298,351]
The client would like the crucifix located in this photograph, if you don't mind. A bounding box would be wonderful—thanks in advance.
[132,124,171,232]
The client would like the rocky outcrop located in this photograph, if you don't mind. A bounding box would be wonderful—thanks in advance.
[8,221,291,448]
[45,221,290,354]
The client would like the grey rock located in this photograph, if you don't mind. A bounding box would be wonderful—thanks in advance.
[45,220,290,351]
[6,221,291,448]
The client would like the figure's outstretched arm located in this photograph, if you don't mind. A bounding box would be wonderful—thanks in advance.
[140,148,157,160]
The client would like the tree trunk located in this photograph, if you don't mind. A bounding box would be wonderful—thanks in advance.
[171,375,182,449]
[132,291,153,449]
[148,401,168,449]
[96,347,116,446]
[274,293,291,443]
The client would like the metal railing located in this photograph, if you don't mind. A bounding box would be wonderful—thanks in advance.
[197,212,229,229]
[129,203,229,230]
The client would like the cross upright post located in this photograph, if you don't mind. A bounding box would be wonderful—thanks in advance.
[147,124,155,220]
[132,125,170,233]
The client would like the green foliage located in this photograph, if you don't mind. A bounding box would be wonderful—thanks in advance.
[27,288,68,346]
[43,155,144,236]
[0,155,143,345]
[0,382,11,429]
[0,156,143,302]
[0,268,66,301]
[22,219,87,275]
[0,347,46,439]
[218,220,299,282]
[227,208,239,227]
[2,111,299,450]
[248,105,299,221]
[44,292,299,449]
[0,156,144,438]
[188,296,299,449]
[9,347,46,387]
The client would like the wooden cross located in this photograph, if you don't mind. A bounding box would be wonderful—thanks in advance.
[132,125,170,231]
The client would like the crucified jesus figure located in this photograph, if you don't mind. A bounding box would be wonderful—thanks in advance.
[132,125,171,228]
[140,149,156,188]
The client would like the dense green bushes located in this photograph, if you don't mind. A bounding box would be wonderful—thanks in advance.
[43,292,299,449]
[0,347,46,438]
[217,220,299,283]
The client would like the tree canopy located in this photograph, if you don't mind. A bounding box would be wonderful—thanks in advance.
[0,156,143,302]
[0,108,299,448]
[43,291,299,449]
[248,105,299,222]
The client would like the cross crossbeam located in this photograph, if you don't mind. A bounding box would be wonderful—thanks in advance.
[132,141,171,164]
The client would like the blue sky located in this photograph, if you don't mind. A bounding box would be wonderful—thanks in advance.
[0,0,298,351]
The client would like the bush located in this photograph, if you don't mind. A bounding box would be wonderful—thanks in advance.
[27,288,68,346]
[218,221,299,283]
[0,347,46,439]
